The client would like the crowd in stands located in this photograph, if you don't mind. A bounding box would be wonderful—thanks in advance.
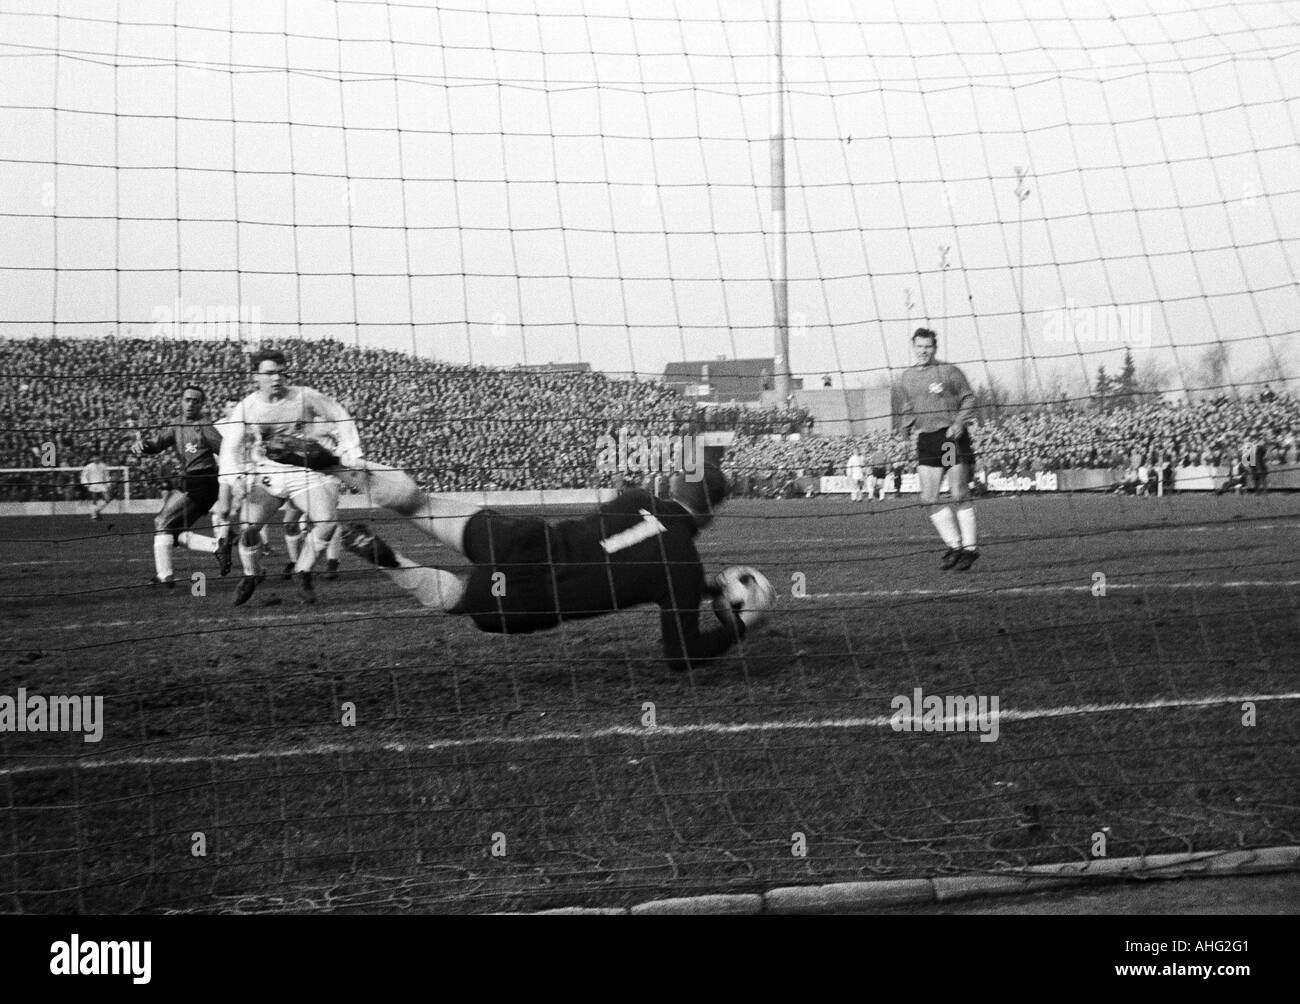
[722,394,1299,494]
[1,335,1295,502]
[0,335,804,500]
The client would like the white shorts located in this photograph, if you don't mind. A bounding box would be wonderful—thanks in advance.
[253,461,338,505]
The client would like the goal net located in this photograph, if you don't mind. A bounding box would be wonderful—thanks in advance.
[1,0,1297,913]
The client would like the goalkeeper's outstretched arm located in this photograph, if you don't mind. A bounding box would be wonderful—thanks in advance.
[301,387,363,466]
[659,568,746,673]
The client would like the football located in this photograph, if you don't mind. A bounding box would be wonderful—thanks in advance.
[710,565,776,630]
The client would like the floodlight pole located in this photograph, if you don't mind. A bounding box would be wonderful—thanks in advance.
[770,0,791,401]
[1014,167,1031,409]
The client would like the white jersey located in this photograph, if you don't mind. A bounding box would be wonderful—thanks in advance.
[80,462,111,490]
[218,385,361,478]
[846,453,865,479]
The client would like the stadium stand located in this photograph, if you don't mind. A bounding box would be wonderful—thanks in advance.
[4,337,1294,501]
[0,336,808,500]
[723,395,1299,491]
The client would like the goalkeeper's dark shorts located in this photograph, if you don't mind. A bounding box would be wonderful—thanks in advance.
[917,429,976,469]
[451,511,561,635]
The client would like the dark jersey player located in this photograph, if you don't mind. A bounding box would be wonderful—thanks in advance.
[131,385,232,586]
[341,465,748,672]
[899,327,980,571]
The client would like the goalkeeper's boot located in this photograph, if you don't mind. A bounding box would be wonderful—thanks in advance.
[233,575,259,606]
[954,548,980,572]
[940,547,962,571]
[214,535,233,577]
[295,570,317,605]
[148,575,176,589]
[281,561,296,581]
[342,524,400,569]
[324,559,340,581]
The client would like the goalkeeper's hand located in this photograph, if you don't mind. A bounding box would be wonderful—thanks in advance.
[262,433,341,470]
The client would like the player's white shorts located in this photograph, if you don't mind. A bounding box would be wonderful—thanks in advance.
[253,460,337,503]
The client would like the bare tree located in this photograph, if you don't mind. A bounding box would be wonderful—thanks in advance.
[972,375,1011,423]
[1193,342,1231,399]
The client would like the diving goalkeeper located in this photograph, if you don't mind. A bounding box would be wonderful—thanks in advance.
[341,465,752,672]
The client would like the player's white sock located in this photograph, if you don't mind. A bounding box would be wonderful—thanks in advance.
[238,540,261,577]
[296,528,330,574]
[153,534,174,579]
[284,529,303,563]
[381,559,465,610]
[177,531,217,553]
[929,505,962,550]
[955,503,977,550]
[326,527,342,562]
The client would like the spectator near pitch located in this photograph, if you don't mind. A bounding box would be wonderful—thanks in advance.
[845,449,865,501]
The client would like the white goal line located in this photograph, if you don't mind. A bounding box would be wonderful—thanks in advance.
[2,692,1296,778]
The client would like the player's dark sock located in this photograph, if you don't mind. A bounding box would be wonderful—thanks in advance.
[325,559,340,580]
[233,575,259,606]
[281,561,296,581]
[940,547,962,570]
[954,548,980,571]
[214,535,233,577]
[341,524,400,569]
[295,570,317,604]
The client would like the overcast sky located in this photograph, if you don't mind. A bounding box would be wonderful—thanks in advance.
[1,0,1297,398]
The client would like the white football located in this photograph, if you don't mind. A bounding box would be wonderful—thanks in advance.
[710,565,776,630]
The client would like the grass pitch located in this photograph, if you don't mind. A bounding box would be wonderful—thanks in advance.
[2,491,1297,913]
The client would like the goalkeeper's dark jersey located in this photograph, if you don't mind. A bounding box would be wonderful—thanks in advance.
[139,423,222,474]
[450,489,742,671]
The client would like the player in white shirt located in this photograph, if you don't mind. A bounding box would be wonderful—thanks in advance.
[79,455,113,520]
[218,348,432,605]
[845,451,866,502]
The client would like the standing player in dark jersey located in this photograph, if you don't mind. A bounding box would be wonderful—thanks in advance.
[131,385,231,587]
[341,465,753,672]
[899,327,980,570]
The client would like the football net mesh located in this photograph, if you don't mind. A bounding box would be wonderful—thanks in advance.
[1,0,1298,913]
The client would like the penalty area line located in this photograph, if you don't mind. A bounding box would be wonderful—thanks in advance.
[811,580,1300,598]
[3,692,1296,778]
